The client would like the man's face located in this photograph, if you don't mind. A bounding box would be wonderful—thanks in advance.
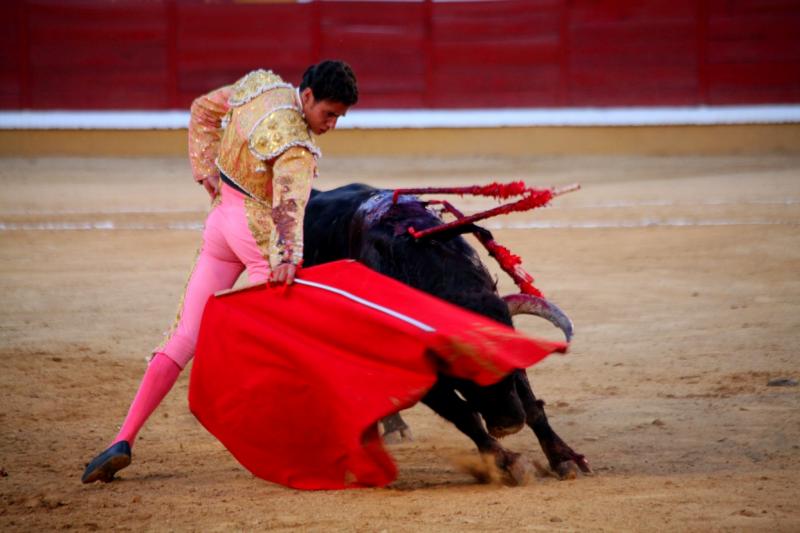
[300,87,349,135]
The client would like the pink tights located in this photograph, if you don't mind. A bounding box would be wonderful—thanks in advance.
[113,353,180,444]
[112,184,272,448]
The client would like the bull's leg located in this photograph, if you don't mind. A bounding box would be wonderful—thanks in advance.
[380,413,413,444]
[422,383,531,485]
[514,371,592,479]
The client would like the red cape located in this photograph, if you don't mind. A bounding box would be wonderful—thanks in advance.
[189,260,566,489]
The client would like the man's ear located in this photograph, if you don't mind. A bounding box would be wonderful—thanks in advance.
[300,87,314,105]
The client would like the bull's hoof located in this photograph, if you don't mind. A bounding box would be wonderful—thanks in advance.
[380,413,412,445]
[459,452,534,486]
[503,455,534,486]
[382,427,413,445]
[494,450,534,486]
[456,453,502,484]
[554,460,579,480]
[575,455,593,474]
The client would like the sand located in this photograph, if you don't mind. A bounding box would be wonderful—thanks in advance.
[1,154,798,531]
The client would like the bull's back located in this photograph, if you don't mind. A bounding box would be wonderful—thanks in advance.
[304,183,512,327]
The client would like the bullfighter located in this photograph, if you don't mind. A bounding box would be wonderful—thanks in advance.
[81,60,359,484]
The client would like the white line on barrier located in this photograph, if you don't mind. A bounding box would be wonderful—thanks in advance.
[2,104,799,129]
[0,219,796,231]
[2,197,797,217]
[483,219,799,229]
[0,221,205,231]
[0,207,206,216]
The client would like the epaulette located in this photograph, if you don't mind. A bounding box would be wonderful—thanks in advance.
[248,106,321,161]
[228,69,293,107]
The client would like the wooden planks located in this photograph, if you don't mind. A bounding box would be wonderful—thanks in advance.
[0,0,798,110]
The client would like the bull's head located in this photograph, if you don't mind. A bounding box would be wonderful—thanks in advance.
[391,182,578,345]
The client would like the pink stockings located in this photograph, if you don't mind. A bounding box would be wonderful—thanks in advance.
[112,184,272,448]
[113,353,180,444]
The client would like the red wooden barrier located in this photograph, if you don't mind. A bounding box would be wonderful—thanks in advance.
[0,2,26,108]
[1,0,799,110]
[707,0,800,104]
[567,1,700,106]
[430,0,565,107]
[319,1,428,108]
[174,2,314,108]
[23,0,170,109]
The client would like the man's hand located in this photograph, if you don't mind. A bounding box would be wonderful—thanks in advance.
[199,176,220,200]
[270,263,297,286]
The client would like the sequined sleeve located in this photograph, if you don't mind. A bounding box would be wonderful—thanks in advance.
[271,146,317,265]
[188,85,232,183]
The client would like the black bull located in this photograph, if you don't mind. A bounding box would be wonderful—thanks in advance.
[303,184,590,481]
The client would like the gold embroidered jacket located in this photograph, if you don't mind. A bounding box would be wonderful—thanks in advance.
[188,69,320,266]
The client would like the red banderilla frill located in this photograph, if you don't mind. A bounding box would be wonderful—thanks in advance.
[392,181,580,297]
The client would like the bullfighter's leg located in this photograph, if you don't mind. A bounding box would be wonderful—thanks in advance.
[82,186,266,483]
[110,246,244,444]
[422,383,531,485]
[514,371,591,478]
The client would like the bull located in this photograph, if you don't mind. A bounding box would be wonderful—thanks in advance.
[303,183,591,482]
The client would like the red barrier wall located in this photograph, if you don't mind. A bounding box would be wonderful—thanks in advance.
[2,0,799,110]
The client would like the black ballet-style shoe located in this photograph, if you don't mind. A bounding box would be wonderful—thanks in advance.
[81,441,132,483]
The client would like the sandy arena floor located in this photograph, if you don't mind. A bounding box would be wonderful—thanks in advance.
[0,154,799,531]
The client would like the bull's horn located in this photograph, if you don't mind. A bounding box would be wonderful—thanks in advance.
[502,293,574,342]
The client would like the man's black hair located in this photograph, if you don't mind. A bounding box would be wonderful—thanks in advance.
[299,60,358,107]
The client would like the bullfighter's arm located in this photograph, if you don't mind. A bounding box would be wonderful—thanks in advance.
[271,146,316,266]
[188,85,233,192]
